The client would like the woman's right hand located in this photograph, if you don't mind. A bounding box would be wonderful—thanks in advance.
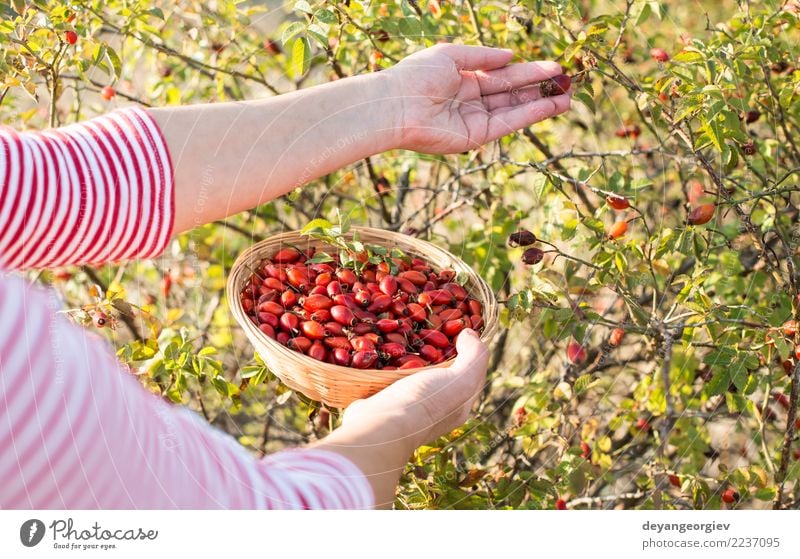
[315,329,490,507]
[384,43,571,154]
[342,328,490,452]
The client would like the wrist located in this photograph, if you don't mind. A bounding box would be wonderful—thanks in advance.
[363,69,404,152]
[336,407,421,459]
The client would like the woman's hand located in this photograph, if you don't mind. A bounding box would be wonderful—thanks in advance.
[385,43,572,154]
[155,43,572,233]
[343,328,490,449]
[314,329,490,507]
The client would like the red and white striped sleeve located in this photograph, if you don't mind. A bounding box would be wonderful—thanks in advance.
[0,107,174,270]
[0,110,376,509]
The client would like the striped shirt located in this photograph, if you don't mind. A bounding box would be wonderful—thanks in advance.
[0,108,374,509]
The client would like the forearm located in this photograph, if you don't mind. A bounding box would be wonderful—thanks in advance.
[313,415,417,509]
[148,72,400,234]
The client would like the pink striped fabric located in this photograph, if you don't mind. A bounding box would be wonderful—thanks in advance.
[0,108,374,509]
[0,107,173,269]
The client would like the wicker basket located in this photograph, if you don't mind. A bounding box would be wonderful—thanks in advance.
[227,226,498,408]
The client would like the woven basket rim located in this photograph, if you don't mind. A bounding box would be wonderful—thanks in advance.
[227,226,498,379]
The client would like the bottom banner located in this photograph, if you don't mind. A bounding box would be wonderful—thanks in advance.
[0,510,797,558]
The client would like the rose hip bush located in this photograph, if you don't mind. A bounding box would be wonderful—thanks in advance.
[3,0,799,509]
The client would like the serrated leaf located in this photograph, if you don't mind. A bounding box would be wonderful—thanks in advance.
[398,17,422,38]
[563,39,584,62]
[315,8,336,23]
[730,358,749,392]
[703,347,736,366]
[701,116,723,152]
[574,374,593,393]
[705,368,730,396]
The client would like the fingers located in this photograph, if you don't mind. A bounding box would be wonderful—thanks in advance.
[484,94,571,142]
[434,44,514,71]
[474,61,563,95]
[482,85,542,111]
[449,329,489,380]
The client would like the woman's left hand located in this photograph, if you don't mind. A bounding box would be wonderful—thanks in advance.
[385,43,572,154]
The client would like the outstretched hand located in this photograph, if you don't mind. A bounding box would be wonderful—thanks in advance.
[386,43,572,154]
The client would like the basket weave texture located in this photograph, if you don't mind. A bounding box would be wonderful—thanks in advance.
[227,226,498,408]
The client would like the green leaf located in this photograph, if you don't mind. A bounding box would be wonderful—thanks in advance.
[398,17,422,38]
[240,365,265,379]
[631,1,651,26]
[307,252,334,263]
[730,357,749,392]
[754,487,776,501]
[582,216,605,234]
[614,252,627,274]
[573,90,595,113]
[703,347,736,366]
[563,39,584,62]
[307,23,328,47]
[105,46,122,79]
[281,21,306,45]
[574,374,593,393]
[314,8,336,23]
[700,116,723,152]
[293,0,313,14]
[92,44,107,66]
[671,50,704,64]
[147,7,165,20]
[705,368,730,396]
[301,218,333,234]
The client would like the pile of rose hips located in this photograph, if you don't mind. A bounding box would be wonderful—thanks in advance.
[239,246,485,370]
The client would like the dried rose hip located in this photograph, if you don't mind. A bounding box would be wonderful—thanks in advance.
[508,230,536,247]
[539,74,572,97]
[522,247,544,265]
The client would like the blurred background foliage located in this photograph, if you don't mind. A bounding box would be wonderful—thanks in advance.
[3,0,800,509]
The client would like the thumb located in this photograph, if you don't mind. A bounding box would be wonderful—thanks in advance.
[450,328,490,376]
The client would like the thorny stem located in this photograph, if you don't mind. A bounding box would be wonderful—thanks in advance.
[774,360,800,509]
